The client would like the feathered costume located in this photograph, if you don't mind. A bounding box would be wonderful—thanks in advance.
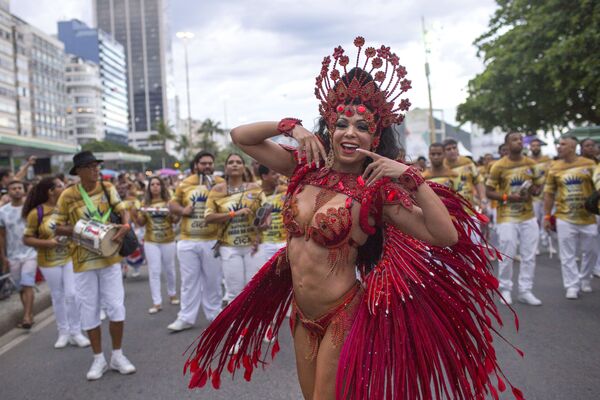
[184,37,524,400]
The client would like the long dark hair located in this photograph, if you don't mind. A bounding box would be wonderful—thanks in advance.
[144,176,170,206]
[22,177,57,219]
[224,153,250,183]
[316,67,401,271]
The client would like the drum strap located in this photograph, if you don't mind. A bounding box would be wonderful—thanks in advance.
[78,184,111,223]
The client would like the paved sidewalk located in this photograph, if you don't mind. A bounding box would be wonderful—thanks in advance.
[0,282,51,336]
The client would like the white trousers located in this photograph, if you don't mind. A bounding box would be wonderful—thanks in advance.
[533,199,550,248]
[40,262,82,335]
[74,264,125,331]
[496,218,539,293]
[220,246,261,303]
[253,242,286,267]
[594,216,600,274]
[144,241,177,305]
[177,240,222,324]
[556,219,597,290]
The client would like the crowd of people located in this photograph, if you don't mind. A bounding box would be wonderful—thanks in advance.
[0,50,599,400]
[0,148,289,381]
[0,132,598,385]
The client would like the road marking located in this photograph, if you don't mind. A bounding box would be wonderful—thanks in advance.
[0,308,55,357]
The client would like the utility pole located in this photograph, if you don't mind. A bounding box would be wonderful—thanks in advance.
[422,16,436,145]
[176,31,195,146]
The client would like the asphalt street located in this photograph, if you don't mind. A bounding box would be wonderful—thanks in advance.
[0,252,599,400]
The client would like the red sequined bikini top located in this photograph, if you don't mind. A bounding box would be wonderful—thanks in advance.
[282,167,414,269]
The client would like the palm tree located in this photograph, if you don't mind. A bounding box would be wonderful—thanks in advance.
[174,134,192,161]
[196,118,225,153]
[148,120,176,168]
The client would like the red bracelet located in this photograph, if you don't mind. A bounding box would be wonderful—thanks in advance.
[397,166,425,192]
[277,118,302,138]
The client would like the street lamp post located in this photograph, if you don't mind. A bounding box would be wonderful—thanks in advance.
[176,31,195,147]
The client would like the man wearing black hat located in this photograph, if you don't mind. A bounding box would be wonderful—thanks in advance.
[54,151,136,380]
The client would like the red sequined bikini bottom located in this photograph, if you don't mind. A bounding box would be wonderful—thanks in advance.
[290,281,363,361]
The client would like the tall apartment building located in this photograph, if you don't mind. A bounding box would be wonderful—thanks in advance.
[58,19,129,145]
[0,1,77,168]
[93,0,173,150]
[0,4,17,137]
[65,56,104,144]
[13,17,69,142]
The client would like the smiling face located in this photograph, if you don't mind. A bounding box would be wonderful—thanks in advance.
[330,109,375,172]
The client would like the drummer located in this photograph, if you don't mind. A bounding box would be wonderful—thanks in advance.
[54,151,136,381]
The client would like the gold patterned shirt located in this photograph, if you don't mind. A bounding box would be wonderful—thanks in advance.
[141,199,176,243]
[172,174,223,241]
[486,156,543,223]
[444,156,482,203]
[544,157,596,225]
[24,204,70,267]
[205,186,266,247]
[54,182,126,273]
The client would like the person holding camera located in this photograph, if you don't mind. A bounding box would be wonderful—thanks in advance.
[54,151,135,380]
[204,154,266,306]
[486,132,544,306]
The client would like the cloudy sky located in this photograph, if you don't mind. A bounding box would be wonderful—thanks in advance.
[10,0,497,131]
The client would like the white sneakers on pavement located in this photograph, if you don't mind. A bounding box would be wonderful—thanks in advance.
[54,334,70,349]
[69,333,91,348]
[500,290,512,305]
[86,355,108,381]
[517,292,542,306]
[86,351,136,380]
[110,352,137,375]
[581,282,593,293]
[566,288,579,299]
[167,319,193,332]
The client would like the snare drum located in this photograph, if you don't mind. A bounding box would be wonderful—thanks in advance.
[72,220,120,257]
[140,207,169,217]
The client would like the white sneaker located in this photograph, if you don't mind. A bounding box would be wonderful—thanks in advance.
[167,319,193,332]
[500,290,512,305]
[110,353,136,375]
[148,305,162,314]
[566,288,579,299]
[581,282,593,293]
[54,334,70,349]
[517,291,542,306]
[86,355,108,380]
[69,333,91,348]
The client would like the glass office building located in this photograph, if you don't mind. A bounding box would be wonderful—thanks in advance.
[93,0,171,148]
[58,19,128,145]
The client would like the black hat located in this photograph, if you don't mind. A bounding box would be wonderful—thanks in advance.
[69,151,103,176]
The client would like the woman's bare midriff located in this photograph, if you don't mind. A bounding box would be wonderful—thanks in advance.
[287,235,360,319]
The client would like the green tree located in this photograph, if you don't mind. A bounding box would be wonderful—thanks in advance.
[457,0,600,134]
[82,140,142,154]
[195,118,225,154]
[174,134,192,161]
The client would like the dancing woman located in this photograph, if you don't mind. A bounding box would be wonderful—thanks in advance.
[130,176,180,314]
[204,154,265,305]
[22,177,90,348]
[185,38,523,400]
